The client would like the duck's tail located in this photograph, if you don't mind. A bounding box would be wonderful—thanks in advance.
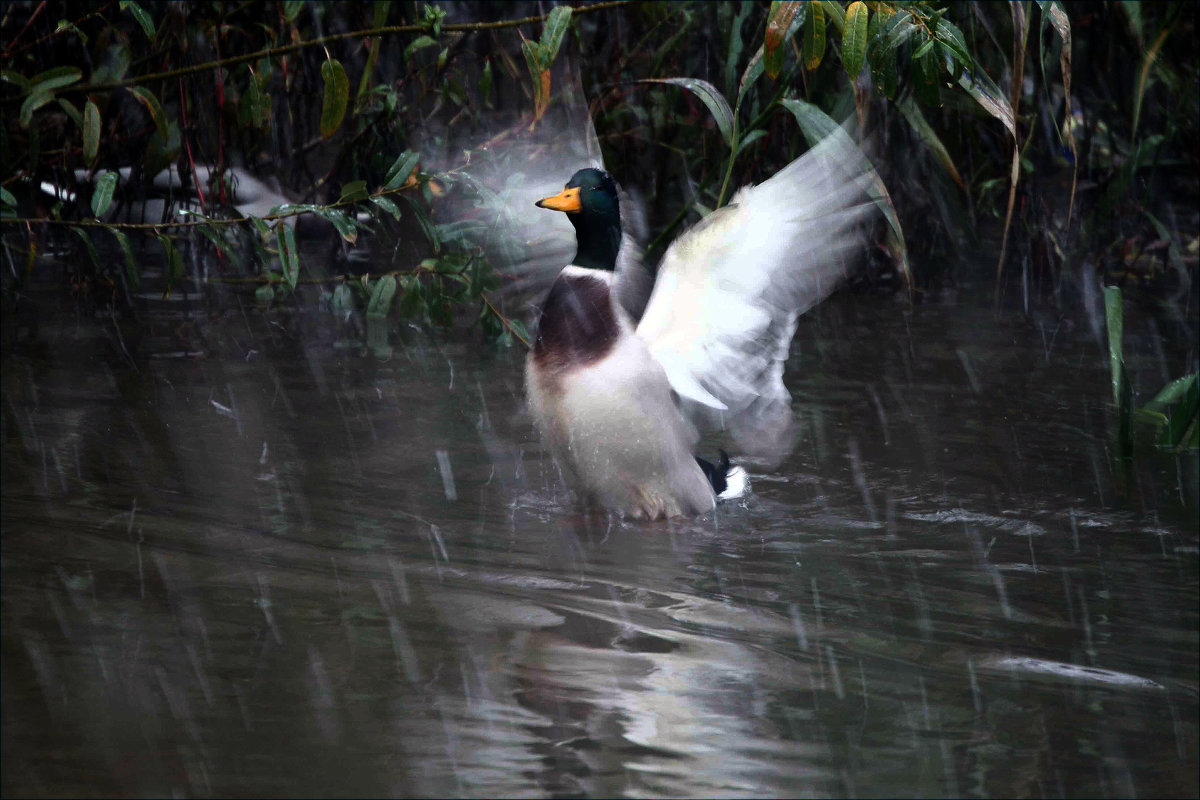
[696,450,750,502]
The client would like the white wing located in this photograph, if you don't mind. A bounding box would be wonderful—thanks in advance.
[636,130,875,463]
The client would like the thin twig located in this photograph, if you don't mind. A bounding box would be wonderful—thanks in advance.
[69,1,633,94]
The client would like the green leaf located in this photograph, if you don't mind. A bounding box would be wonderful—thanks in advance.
[277,223,300,289]
[1,187,17,211]
[842,1,869,79]
[19,91,55,128]
[734,128,768,156]
[1158,375,1197,450]
[56,97,81,127]
[120,1,155,39]
[1,70,31,93]
[1144,374,1198,414]
[480,59,493,106]
[738,47,765,105]
[91,171,118,217]
[366,275,398,317]
[339,180,369,203]
[312,207,360,243]
[520,39,550,121]
[384,150,420,190]
[764,1,801,80]
[255,284,275,305]
[1103,285,1129,429]
[635,78,734,147]
[157,235,184,299]
[539,6,572,65]
[83,99,101,164]
[803,1,826,71]
[935,18,972,68]
[110,228,140,291]
[283,1,305,22]
[319,59,349,140]
[30,66,82,92]
[128,86,168,141]
[404,35,437,62]
[240,68,270,129]
[911,46,942,107]
[194,221,239,267]
[55,19,87,44]
[898,96,962,189]
[370,196,403,221]
[70,227,100,270]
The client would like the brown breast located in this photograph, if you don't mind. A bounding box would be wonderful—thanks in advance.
[532,272,620,371]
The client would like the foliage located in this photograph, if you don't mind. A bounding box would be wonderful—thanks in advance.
[1105,286,1198,463]
[1,1,1196,349]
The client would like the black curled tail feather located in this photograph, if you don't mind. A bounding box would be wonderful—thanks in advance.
[695,449,731,496]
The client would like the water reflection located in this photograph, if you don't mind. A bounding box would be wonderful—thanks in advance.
[2,293,1196,797]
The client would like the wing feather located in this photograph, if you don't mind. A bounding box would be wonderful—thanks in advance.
[636,130,875,463]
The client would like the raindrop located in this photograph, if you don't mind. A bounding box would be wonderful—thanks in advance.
[825,645,844,699]
[955,349,982,394]
[788,603,809,651]
[436,449,457,501]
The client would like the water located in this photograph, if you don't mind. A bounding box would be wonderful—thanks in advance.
[2,290,1196,797]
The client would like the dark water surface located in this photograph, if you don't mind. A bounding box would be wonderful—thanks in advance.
[3,291,1197,797]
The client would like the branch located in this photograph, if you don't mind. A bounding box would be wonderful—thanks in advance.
[71,1,633,94]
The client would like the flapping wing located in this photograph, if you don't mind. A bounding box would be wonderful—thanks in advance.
[635,130,875,463]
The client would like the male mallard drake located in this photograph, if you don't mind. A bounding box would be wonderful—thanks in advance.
[526,132,873,519]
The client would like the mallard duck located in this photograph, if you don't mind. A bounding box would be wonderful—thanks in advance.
[527,131,873,519]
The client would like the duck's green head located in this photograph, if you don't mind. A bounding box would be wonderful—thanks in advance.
[536,168,622,271]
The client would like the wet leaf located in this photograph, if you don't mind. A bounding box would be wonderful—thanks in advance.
[339,180,368,203]
[635,78,733,147]
[18,91,54,128]
[480,59,493,106]
[320,59,349,139]
[313,207,359,244]
[898,96,962,189]
[367,275,397,317]
[404,35,437,61]
[70,226,100,270]
[110,228,140,292]
[539,6,572,64]
[194,221,238,267]
[384,150,420,191]
[911,46,941,107]
[1,70,31,93]
[842,1,869,79]
[803,1,826,71]
[1104,287,1125,411]
[764,1,801,80]
[83,99,100,164]
[371,196,403,221]
[738,47,765,104]
[283,1,304,22]
[30,66,83,92]
[56,97,82,127]
[55,19,87,44]
[277,223,299,289]
[91,172,118,217]
[120,1,155,39]
[128,86,168,141]
[158,234,184,300]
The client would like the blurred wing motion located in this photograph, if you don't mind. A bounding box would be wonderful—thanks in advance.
[635,130,875,464]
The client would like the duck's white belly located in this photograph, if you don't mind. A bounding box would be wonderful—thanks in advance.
[527,331,714,519]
